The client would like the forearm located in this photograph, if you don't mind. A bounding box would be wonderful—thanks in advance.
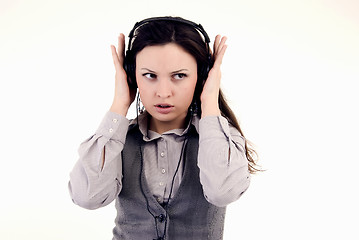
[68,111,129,209]
[198,115,250,207]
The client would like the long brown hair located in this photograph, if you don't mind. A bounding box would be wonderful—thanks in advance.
[127,17,260,173]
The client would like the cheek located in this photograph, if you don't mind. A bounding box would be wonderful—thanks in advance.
[136,80,149,104]
[135,72,142,89]
[138,86,149,102]
[135,74,148,95]
[189,77,198,95]
[182,78,197,102]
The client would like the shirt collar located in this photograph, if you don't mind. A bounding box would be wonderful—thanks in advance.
[129,111,199,142]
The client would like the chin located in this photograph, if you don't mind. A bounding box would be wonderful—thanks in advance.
[150,110,188,125]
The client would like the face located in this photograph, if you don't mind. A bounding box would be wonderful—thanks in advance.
[135,43,197,134]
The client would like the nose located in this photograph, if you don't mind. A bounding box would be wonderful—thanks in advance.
[156,79,172,98]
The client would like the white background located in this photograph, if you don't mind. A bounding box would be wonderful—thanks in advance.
[1,0,358,239]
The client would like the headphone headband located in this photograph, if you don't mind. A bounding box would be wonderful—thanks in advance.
[127,17,211,50]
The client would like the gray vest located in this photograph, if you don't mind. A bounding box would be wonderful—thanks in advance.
[112,125,226,240]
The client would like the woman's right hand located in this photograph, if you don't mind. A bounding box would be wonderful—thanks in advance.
[109,33,136,116]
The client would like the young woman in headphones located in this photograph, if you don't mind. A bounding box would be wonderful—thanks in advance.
[69,16,258,240]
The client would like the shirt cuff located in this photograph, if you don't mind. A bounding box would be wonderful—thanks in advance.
[95,111,129,142]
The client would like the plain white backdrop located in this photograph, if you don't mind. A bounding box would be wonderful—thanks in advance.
[1,0,358,239]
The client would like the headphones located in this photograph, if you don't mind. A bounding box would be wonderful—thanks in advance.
[128,17,211,239]
[123,16,212,89]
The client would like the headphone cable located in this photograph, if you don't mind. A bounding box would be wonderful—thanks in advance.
[136,92,193,240]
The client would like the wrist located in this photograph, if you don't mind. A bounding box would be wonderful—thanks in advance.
[110,101,129,117]
[201,100,220,118]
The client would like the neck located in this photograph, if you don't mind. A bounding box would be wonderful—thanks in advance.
[149,114,189,134]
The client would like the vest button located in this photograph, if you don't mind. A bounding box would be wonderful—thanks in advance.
[157,214,165,222]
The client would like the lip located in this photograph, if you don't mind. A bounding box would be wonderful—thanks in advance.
[154,104,174,114]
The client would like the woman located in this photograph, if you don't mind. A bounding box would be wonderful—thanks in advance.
[69,16,258,240]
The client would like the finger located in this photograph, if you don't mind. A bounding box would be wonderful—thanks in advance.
[213,44,227,68]
[218,36,227,51]
[116,34,122,56]
[213,35,221,56]
[215,36,227,58]
[111,45,121,70]
[212,35,227,66]
[117,33,125,65]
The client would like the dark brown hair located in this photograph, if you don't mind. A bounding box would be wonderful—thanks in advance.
[128,17,259,173]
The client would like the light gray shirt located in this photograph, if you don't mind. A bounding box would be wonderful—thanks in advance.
[68,111,250,209]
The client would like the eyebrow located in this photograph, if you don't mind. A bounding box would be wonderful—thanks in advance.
[140,68,156,73]
[140,68,189,74]
[171,69,189,74]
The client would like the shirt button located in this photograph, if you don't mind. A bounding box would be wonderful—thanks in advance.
[160,152,165,157]
[159,182,164,186]
[161,168,166,174]
[109,128,113,133]
[112,118,118,123]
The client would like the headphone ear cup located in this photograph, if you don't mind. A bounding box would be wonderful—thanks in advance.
[124,51,137,88]
[201,65,210,81]
[199,55,212,86]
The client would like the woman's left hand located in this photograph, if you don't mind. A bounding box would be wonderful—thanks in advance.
[200,35,227,117]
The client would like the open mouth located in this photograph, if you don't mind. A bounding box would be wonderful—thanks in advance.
[156,104,172,108]
[155,104,174,114]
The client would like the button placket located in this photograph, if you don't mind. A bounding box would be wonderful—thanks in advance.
[158,137,167,196]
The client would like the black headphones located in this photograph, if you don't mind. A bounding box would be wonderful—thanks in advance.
[123,16,212,89]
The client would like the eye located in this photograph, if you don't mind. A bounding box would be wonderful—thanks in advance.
[173,73,187,80]
[143,73,157,80]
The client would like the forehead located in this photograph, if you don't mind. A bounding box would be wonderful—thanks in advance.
[136,43,197,70]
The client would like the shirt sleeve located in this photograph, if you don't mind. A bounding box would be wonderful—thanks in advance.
[198,115,251,207]
[68,111,129,210]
